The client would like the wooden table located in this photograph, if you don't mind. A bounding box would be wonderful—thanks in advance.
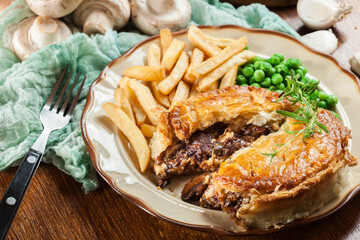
[1,1,359,239]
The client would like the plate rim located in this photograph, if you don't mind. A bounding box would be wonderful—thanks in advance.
[81,24,360,235]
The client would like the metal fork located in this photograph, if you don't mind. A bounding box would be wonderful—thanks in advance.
[0,69,86,240]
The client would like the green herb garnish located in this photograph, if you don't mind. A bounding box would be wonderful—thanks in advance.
[262,69,329,163]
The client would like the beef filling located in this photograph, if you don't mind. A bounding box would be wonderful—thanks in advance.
[156,123,271,187]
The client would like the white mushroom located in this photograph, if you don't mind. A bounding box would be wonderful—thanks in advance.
[11,16,72,61]
[130,0,191,35]
[72,0,130,35]
[26,0,83,18]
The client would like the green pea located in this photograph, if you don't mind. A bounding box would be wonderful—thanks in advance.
[318,91,328,101]
[254,61,262,70]
[245,63,254,69]
[319,100,328,109]
[251,56,264,63]
[242,67,254,77]
[260,61,272,73]
[254,70,265,82]
[276,83,286,90]
[286,58,300,69]
[267,56,281,66]
[273,53,284,62]
[261,77,272,88]
[236,75,247,85]
[269,85,277,91]
[248,76,256,85]
[241,84,248,87]
[301,76,310,84]
[271,73,283,85]
[331,111,339,119]
[267,67,276,77]
[295,69,304,78]
[244,45,249,50]
[251,83,261,88]
[325,95,338,107]
[275,64,289,76]
[309,90,319,100]
[299,65,308,74]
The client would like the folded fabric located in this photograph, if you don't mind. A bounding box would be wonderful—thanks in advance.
[0,0,300,192]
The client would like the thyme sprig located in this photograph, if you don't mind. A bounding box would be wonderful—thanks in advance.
[263,69,329,163]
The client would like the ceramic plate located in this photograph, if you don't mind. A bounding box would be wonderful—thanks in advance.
[81,25,360,235]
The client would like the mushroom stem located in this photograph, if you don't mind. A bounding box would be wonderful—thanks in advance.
[29,16,59,49]
[147,0,174,14]
[83,10,114,35]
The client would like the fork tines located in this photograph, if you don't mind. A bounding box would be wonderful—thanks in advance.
[46,68,87,116]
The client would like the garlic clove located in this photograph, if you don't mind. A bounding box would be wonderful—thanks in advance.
[349,52,360,75]
[297,0,352,30]
[302,30,338,55]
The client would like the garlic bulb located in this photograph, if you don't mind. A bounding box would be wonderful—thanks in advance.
[297,0,352,30]
[302,30,338,55]
[349,52,360,75]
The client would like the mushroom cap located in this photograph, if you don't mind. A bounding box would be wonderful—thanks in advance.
[26,0,83,18]
[11,16,72,60]
[73,0,130,33]
[130,0,191,35]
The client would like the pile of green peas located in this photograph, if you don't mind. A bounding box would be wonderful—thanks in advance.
[235,53,338,110]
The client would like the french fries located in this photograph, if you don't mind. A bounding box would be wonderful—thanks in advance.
[183,48,205,83]
[220,64,238,89]
[140,123,157,138]
[188,25,221,57]
[148,43,161,66]
[129,80,164,126]
[159,51,189,95]
[170,81,190,108]
[161,39,186,71]
[105,26,257,173]
[160,28,172,54]
[103,103,150,172]
[114,87,135,123]
[123,65,165,81]
[198,50,256,91]
[148,43,170,108]
[191,36,247,78]
[205,35,235,48]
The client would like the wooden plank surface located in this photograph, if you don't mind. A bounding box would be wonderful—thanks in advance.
[1,1,359,239]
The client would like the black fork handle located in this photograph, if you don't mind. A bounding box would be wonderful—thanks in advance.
[0,149,42,240]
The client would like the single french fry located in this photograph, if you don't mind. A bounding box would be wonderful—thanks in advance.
[219,64,238,89]
[188,25,221,57]
[183,48,205,83]
[160,28,172,54]
[168,88,176,103]
[192,36,247,78]
[190,77,201,97]
[205,35,236,48]
[103,103,150,172]
[151,82,170,108]
[129,80,164,126]
[148,43,161,67]
[123,65,165,81]
[140,123,157,138]
[114,87,136,123]
[170,81,190,108]
[161,39,186,71]
[159,51,189,95]
[118,77,147,125]
[198,50,256,91]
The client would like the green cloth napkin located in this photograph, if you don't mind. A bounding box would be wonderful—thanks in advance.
[0,0,300,192]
